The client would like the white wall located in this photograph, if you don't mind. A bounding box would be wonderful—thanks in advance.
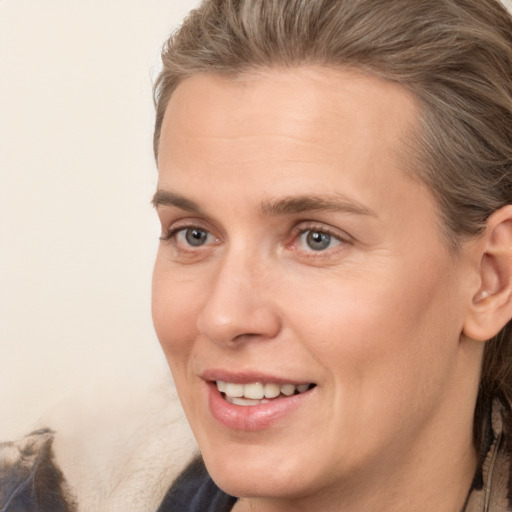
[0,0,200,441]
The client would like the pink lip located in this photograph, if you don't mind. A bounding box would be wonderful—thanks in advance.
[201,370,316,431]
[201,368,311,386]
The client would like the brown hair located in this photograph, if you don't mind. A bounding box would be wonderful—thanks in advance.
[153,0,512,450]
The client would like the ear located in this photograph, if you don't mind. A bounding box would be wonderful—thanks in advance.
[463,205,512,341]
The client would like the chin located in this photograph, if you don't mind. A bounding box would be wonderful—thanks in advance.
[211,468,310,501]
[202,442,319,500]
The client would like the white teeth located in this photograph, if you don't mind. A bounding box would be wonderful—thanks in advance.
[226,396,270,406]
[244,382,264,399]
[297,384,309,393]
[224,382,244,397]
[264,383,281,398]
[280,384,296,396]
[215,380,312,401]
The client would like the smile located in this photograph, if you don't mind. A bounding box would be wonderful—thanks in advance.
[204,375,317,430]
[216,381,315,406]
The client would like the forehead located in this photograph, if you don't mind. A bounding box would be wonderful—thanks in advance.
[158,67,420,170]
[156,66,433,233]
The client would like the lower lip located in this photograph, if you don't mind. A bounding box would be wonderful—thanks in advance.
[206,382,314,431]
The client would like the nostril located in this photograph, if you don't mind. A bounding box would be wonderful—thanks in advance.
[232,332,265,342]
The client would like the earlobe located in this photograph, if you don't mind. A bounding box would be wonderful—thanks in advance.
[463,205,512,342]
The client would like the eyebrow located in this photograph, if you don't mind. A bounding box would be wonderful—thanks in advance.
[152,190,204,213]
[152,189,376,217]
[260,194,376,217]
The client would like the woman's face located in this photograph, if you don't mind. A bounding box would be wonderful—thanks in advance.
[152,68,480,505]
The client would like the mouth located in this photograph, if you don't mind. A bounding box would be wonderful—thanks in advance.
[204,373,318,430]
[216,380,316,406]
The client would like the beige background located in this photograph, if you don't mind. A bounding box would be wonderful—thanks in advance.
[0,0,200,441]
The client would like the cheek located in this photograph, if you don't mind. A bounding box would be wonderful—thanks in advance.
[285,256,463,387]
[151,260,202,366]
[280,263,464,452]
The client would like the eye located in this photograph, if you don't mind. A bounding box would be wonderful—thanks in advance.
[296,229,343,252]
[159,222,219,261]
[175,227,212,247]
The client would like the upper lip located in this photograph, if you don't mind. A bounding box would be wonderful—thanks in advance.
[201,368,315,386]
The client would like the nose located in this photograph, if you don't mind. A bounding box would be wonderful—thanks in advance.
[196,253,282,346]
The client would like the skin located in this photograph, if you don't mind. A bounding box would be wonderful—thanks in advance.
[152,67,486,512]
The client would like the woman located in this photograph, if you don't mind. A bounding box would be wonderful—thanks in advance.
[151,0,512,510]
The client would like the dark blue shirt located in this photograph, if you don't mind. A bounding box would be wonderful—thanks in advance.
[157,457,237,512]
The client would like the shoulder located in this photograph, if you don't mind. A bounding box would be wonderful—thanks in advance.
[157,456,237,512]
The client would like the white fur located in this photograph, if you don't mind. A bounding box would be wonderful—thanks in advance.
[34,373,197,512]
